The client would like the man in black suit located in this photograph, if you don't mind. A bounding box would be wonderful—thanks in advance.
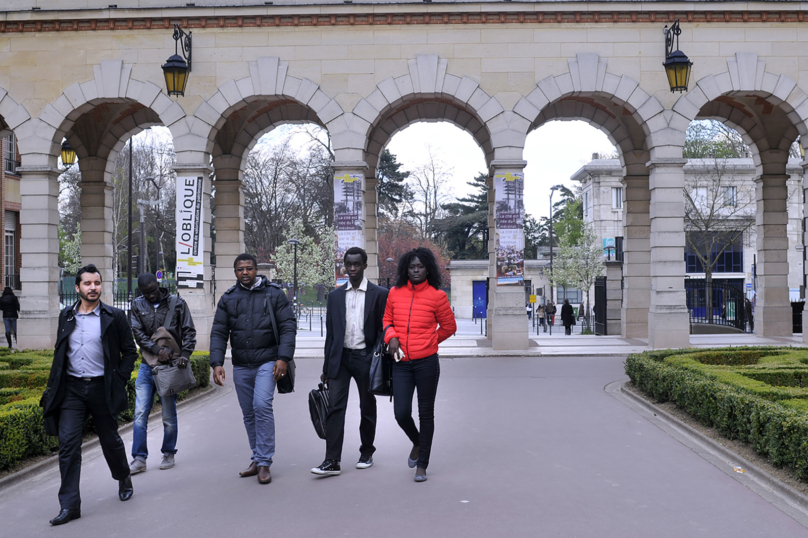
[40,264,139,525]
[311,247,388,476]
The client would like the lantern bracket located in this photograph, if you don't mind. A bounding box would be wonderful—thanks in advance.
[172,24,192,72]
[663,20,682,60]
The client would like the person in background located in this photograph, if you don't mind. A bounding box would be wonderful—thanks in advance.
[525,303,532,320]
[545,301,556,330]
[745,297,754,333]
[0,286,19,348]
[128,273,196,474]
[537,303,546,331]
[384,248,456,483]
[560,299,574,336]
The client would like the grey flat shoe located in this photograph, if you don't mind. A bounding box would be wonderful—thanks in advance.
[414,467,427,482]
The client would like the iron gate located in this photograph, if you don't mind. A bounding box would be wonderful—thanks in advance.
[594,276,606,335]
[685,279,746,332]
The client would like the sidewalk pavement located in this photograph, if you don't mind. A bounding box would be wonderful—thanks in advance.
[293,317,806,358]
[3,356,807,537]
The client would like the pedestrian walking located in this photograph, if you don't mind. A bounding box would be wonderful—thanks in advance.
[311,247,388,477]
[384,248,457,482]
[545,301,556,330]
[0,286,19,348]
[128,273,196,474]
[537,304,546,330]
[210,253,296,485]
[561,299,574,335]
[40,264,138,526]
[525,303,532,320]
[745,297,754,333]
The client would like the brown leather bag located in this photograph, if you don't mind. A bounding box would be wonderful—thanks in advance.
[140,294,182,367]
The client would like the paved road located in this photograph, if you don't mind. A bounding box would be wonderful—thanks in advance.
[2,356,807,538]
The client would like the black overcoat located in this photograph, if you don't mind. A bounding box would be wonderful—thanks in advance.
[40,302,139,435]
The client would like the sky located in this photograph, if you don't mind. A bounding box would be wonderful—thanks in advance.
[132,120,617,221]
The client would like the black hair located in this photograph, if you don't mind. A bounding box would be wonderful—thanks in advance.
[75,264,102,286]
[564,299,570,305]
[2,287,13,297]
[344,246,368,265]
[394,248,442,289]
[234,253,258,269]
[137,273,158,289]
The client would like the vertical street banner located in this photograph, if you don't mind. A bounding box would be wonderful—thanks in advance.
[176,176,204,289]
[334,173,363,286]
[494,172,525,286]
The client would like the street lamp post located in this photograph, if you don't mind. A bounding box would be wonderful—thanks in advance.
[386,257,394,288]
[288,239,300,318]
[549,185,559,303]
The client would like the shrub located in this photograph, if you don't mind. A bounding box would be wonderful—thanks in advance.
[0,350,212,471]
[625,349,808,480]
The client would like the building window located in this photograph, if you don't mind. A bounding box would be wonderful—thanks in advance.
[557,286,583,304]
[615,236,624,262]
[5,231,16,289]
[722,186,737,207]
[685,233,743,274]
[4,134,18,176]
[612,187,623,209]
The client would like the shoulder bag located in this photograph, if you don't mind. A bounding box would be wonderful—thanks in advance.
[151,294,197,398]
[369,324,394,397]
[265,287,295,394]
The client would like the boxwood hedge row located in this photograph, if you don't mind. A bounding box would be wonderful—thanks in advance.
[625,347,808,480]
[0,351,211,471]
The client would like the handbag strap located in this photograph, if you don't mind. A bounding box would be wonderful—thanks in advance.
[162,294,180,331]
[264,288,280,346]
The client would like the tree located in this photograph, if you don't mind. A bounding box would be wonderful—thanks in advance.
[403,146,453,241]
[433,172,488,259]
[58,223,82,274]
[376,149,411,218]
[272,219,336,294]
[684,120,749,159]
[523,214,542,259]
[551,223,604,326]
[684,158,755,321]
[554,197,584,247]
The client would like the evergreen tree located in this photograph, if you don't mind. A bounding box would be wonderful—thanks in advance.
[376,149,411,218]
[433,173,489,258]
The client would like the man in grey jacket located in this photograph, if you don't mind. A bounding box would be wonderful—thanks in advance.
[209,253,296,485]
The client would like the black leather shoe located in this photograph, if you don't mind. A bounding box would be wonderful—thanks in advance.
[118,475,133,501]
[50,508,81,526]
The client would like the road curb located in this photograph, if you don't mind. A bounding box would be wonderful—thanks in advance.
[608,379,808,528]
[0,382,225,492]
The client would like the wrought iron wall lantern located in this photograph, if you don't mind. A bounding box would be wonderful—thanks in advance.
[663,20,693,93]
[60,140,76,168]
[162,24,192,97]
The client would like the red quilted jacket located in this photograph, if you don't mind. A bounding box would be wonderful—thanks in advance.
[383,281,457,360]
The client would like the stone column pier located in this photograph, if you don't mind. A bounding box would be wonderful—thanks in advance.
[604,260,623,336]
[78,156,114,305]
[18,166,61,349]
[174,164,214,350]
[756,174,792,336]
[646,159,690,348]
[621,176,651,339]
[803,162,808,342]
[332,161,369,280]
[213,179,245,305]
[488,160,528,351]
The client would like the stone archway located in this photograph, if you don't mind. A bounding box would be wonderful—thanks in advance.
[189,57,344,304]
[672,53,808,338]
[512,54,685,347]
[17,60,187,349]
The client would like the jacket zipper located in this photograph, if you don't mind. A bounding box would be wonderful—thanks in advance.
[405,282,416,360]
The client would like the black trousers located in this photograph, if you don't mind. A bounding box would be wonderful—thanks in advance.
[392,354,440,469]
[325,348,377,462]
[58,376,130,510]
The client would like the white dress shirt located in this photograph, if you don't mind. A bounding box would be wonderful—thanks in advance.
[344,277,368,350]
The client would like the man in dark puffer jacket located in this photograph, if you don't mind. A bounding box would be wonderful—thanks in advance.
[210,253,296,485]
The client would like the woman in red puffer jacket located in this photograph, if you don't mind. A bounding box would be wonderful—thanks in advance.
[384,247,456,482]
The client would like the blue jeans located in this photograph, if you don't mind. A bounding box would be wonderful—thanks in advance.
[233,361,277,467]
[3,318,16,334]
[132,363,178,461]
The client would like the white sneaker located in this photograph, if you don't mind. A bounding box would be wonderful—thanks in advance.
[159,454,175,470]
[356,455,373,469]
[129,459,147,474]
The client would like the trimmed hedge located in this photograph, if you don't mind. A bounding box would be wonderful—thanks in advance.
[0,351,211,471]
[625,347,808,480]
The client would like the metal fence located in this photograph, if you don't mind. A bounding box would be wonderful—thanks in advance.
[685,279,747,332]
[58,277,177,313]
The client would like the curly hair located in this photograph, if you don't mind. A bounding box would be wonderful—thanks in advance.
[394,247,442,289]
